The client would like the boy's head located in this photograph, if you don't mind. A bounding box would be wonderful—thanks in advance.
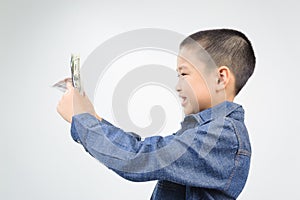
[176,28,256,115]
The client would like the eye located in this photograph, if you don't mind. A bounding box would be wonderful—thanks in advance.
[177,73,187,77]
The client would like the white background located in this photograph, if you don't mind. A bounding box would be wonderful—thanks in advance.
[1,0,300,199]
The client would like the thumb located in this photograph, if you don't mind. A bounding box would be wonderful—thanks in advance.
[66,81,73,90]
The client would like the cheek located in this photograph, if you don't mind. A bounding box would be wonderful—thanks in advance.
[180,78,192,92]
[193,78,212,105]
[182,77,210,100]
[191,78,207,94]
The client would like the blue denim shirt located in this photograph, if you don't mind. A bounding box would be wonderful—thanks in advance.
[71,101,251,199]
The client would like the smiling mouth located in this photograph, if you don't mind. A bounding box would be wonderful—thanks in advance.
[180,96,187,106]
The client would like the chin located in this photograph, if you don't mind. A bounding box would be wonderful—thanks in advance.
[183,107,194,115]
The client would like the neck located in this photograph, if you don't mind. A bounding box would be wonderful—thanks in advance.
[211,91,235,107]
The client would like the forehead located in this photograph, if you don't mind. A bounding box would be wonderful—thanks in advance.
[176,49,203,72]
[176,45,216,73]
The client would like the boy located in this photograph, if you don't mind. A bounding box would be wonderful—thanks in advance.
[57,28,255,199]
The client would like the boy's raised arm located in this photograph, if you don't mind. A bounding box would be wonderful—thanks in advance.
[71,111,242,194]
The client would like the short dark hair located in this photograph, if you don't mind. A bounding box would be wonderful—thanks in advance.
[180,28,256,95]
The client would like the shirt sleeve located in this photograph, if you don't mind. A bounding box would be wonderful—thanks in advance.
[70,113,239,189]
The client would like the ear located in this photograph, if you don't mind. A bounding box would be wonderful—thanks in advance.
[216,66,231,91]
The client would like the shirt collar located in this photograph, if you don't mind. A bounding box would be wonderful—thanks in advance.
[181,101,244,128]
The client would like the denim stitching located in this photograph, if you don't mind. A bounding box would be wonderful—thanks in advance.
[224,118,250,192]
[224,118,240,191]
[228,118,251,156]
[237,149,251,156]
[225,154,239,191]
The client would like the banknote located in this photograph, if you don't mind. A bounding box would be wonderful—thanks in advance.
[52,78,72,93]
[52,54,83,94]
[70,54,83,93]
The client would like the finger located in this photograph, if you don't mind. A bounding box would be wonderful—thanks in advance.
[66,81,73,90]
[73,88,82,99]
[64,77,72,83]
[56,100,62,114]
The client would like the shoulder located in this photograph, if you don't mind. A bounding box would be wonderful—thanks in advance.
[193,117,239,160]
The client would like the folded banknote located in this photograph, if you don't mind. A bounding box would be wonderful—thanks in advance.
[53,54,83,94]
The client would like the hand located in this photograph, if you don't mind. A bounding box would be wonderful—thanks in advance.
[56,80,99,123]
[56,81,74,123]
[72,84,96,117]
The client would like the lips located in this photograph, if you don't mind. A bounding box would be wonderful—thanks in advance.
[179,95,187,106]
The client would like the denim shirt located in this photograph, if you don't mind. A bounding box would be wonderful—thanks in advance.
[71,101,251,199]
